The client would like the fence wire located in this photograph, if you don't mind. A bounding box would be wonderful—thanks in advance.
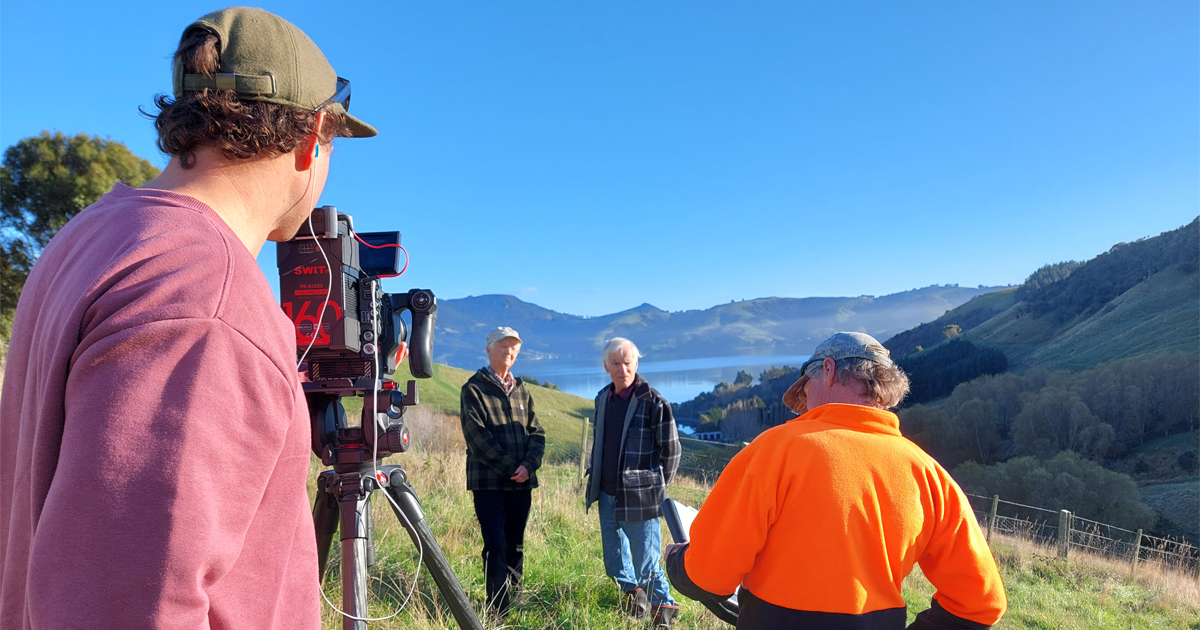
[968,493,1199,576]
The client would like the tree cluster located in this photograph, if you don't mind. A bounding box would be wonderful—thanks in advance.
[1014,261,1083,300]
[1,132,158,336]
[897,338,1008,405]
[1022,219,1198,322]
[674,365,799,419]
[901,352,1200,471]
[954,451,1158,531]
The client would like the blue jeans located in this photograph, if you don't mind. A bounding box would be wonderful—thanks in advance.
[597,492,676,606]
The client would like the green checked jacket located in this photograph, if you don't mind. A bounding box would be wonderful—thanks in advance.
[460,368,546,491]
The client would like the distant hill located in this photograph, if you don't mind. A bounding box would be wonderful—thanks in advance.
[433,285,1007,369]
[886,218,1199,371]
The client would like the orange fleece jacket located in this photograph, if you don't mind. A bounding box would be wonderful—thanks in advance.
[684,404,1006,625]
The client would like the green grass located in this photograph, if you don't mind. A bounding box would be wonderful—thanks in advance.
[313,412,1200,630]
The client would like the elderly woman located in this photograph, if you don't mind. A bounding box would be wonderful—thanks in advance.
[460,327,546,619]
[664,332,1008,630]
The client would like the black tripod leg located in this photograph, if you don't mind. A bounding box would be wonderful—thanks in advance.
[313,471,340,580]
[381,467,484,630]
[338,477,369,628]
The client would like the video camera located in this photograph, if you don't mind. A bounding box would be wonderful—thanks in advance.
[281,209,482,629]
[277,206,437,461]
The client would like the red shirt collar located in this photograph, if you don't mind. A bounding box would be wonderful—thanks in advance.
[610,383,635,400]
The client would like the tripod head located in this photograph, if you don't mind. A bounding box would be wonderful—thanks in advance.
[306,380,418,470]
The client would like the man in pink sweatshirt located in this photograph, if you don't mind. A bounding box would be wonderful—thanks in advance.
[0,8,376,629]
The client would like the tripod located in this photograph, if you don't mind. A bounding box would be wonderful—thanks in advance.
[308,383,484,630]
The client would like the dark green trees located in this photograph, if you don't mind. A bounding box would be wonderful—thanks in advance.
[1,132,159,335]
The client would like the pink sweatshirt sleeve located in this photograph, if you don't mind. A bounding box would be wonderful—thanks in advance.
[25,317,302,628]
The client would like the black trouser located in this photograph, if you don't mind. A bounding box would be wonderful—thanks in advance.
[471,489,532,616]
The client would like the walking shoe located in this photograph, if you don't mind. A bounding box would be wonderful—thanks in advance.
[621,587,651,618]
[651,604,679,628]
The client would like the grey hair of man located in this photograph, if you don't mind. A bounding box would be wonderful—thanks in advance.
[601,337,644,364]
[804,356,911,409]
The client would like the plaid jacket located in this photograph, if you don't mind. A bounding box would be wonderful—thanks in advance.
[460,368,546,491]
[585,375,681,522]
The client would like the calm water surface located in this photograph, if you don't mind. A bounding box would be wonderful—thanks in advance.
[515,354,811,405]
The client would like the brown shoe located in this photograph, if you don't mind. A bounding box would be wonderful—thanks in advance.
[652,604,679,628]
[621,587,651,619]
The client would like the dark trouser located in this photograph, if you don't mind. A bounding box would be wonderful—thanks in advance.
[472,489,532,616]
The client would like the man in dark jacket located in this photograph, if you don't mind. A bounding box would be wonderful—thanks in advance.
[585,337,682,627]
[460,326,546,619]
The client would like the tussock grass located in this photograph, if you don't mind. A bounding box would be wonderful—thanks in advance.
[901,531,1200,629]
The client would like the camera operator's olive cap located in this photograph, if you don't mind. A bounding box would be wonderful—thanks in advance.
[172,6,377,138]
[782,332,894,412]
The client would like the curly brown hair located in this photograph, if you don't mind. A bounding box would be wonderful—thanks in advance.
[151,29,345,167]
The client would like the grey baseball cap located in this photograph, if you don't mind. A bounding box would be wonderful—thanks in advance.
[486,327,522,347]
[783,332,894,412]
[172,7,377,138]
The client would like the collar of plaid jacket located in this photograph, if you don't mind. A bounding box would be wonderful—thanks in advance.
[607,374,651,400]
[483,366,517,394]
[608,382,634,400]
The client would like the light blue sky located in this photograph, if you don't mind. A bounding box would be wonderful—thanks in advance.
[3,1,1196,316]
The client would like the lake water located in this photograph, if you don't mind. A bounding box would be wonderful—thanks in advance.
[515,354,811,406]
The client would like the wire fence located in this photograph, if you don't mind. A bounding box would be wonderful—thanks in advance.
[964,492,1200,578]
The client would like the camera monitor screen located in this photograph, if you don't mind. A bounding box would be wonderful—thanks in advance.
[358,231,401,277]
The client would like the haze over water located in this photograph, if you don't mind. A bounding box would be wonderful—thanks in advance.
[516,354,811,409]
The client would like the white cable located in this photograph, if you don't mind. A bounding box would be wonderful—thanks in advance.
[294,158,425,621]
[296,165,334,370]
[320,280,424,623]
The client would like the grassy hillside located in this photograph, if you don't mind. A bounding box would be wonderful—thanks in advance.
[313,413,1200,629]
[966,221,1198,371]
[1109,430,1200,542]
[885,219,1199,372]
[997,266,1199,371]
[884,288,1021,360]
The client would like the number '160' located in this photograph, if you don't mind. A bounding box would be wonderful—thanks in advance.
[282,300,343,345]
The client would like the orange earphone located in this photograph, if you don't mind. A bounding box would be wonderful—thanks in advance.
[298,110,328,171]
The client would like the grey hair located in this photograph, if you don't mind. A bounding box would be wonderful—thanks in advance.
[808,357,910,409]
[601,337,643,363]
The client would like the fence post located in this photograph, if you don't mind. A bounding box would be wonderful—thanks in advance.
[987,495,1000,545]
[578,416,589,488]
[1058,510,1072,560]
[1129,528,1143,578]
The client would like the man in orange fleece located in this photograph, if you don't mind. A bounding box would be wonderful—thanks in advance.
[664,332,1007,629]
